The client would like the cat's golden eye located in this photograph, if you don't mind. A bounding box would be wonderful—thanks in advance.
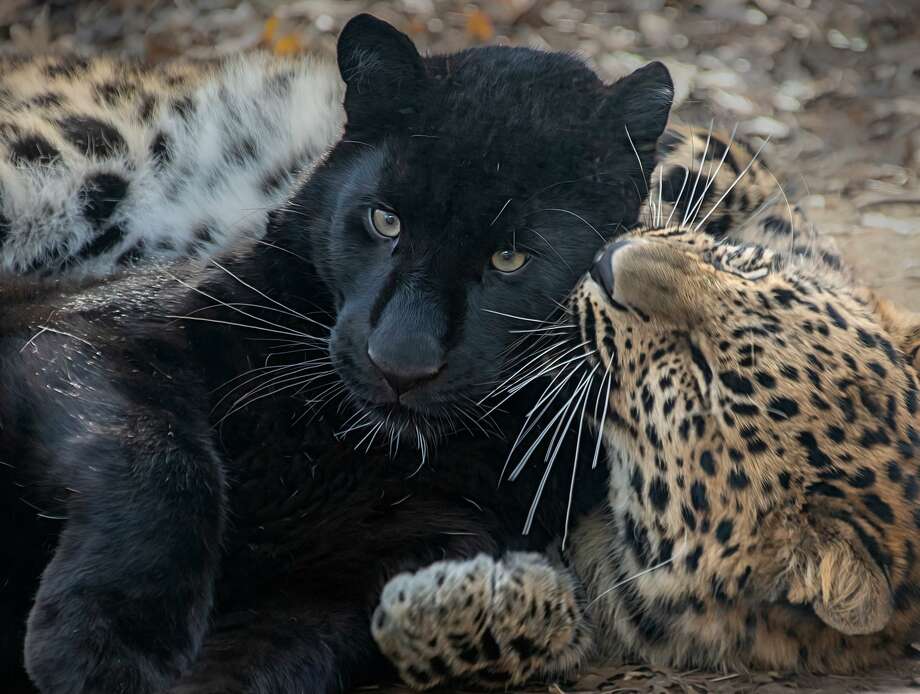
[491,249,529,273]
[369,208,401,238]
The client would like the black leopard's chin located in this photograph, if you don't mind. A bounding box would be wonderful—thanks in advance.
[337,399,447,453]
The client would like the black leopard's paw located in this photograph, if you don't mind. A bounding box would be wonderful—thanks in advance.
[24,562,209,694]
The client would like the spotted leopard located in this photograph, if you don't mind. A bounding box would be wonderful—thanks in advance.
[372,126,920,689]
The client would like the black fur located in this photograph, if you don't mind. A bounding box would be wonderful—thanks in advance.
[1,15,673,693]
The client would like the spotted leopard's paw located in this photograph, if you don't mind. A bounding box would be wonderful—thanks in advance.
[372,552,591,690]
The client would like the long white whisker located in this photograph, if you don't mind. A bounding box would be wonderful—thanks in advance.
[623,124,650,197]
[592,369,614,470]
[164,272,324,340]
[540,207,605,242]
[490,198,513,226]
[522,370,593,535]
[686,123,739,228]
[664,167,690,227]
[207,259,329,330]
[586,556,679,610]
[481,308,557,324]
[482,343,591,418]
[562,363,599,550]
[164,314,317,340]
[477,338,575,406]
[694,137,771,233]
[682,119,714,226]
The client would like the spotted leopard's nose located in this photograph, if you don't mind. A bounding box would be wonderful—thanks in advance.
[590,240,632,299]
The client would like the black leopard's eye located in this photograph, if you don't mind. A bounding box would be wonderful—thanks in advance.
[368,208,401,239]
[490,249,529,273]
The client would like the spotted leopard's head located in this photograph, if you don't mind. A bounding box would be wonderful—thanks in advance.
[570,224,920,637]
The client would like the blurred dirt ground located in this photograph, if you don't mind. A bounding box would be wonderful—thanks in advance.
[3,1,920,693]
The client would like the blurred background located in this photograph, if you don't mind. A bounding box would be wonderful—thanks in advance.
[2,0,920,310]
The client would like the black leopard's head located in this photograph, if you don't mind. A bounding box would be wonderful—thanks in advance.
[273,14,673,441]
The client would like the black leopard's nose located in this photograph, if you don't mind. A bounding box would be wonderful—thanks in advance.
[590,240,632,298]
[367,335,445,397]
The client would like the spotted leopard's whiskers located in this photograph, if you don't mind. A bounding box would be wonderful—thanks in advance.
[684,122,739,227]
[692,136,771,233]
[681,119,715,227]
[585,555,680,610]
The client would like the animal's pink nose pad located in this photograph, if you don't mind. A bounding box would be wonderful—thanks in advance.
[590,240,632,300]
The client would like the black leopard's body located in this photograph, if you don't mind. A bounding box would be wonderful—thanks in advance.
[1,14,674,694]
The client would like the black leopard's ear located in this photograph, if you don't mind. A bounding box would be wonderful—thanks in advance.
[337,14,427,128]
[605,61,674,150]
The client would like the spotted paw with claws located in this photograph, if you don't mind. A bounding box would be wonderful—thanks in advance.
[372,552,591,690]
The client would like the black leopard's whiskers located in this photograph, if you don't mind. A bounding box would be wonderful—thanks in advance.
[490,198,513,227]
[407,425,430,478]
[216,366,337,425]
[590,367,613,471]
[212,356,330,409]
[520,226,573,270]
[336,409,374,440]
[481,339,587,417]
[504,354,591,482]
[207,259,331,331]
[561,360,600,549]
[522,363,598,536]
[166,284,329,344]
[356,419,386,453]
[455,396,502,439]
[165,255,345,427]
[253,238,309,264]
[537,207,606,242]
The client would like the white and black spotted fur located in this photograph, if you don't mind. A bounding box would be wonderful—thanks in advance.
[0,54,343,275]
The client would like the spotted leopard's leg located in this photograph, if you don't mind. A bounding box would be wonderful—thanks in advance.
[372,552,591,690]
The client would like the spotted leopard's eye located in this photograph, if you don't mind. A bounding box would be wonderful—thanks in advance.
[368,208,401,239]
[491,249,529,273]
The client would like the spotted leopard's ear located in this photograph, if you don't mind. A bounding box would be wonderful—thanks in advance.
[605,61,673,156]
[589,237,721,327]
[861,291,920,373]
[336,14,427,129]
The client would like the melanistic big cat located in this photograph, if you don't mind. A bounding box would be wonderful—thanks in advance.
[0,15,672,693]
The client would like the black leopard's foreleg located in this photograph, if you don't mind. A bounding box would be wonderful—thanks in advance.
[17,347,225,694]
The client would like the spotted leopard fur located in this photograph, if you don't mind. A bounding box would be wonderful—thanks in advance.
[372,126,920,689]
[0,54,342,276]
